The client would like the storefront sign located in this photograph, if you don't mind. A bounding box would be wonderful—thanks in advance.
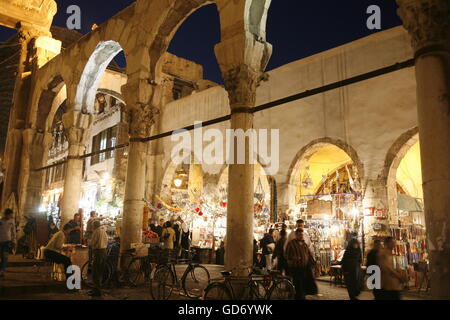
[307,199,332,215]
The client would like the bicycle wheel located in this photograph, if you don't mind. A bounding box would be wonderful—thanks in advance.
[203,282,232,300]
[126,257,145,287]
[182,265,211,299]
[248,279,267,300]
[268,279,296,300]
[150,265,175,300]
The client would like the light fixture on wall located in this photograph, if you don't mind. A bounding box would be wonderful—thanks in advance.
[173,167,188,189]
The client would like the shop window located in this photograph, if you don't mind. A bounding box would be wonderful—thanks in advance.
[91,126,118,165]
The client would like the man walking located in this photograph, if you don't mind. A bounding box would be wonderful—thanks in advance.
[90,220,108,297]
[0,209,16,278]
[284,220,314,256]
[377,237,406,300]
[285,229,317,300]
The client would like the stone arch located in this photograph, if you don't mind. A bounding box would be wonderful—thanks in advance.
[146,0,216,81]
[74,40,125,113]
[247,0,272,39]
[31,74,66,133]
[382,127,420,217]
[287,137,365,208]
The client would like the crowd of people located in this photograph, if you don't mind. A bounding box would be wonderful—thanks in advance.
[148,217,191,255]
[0,209,411,300]
[255,219,409,300]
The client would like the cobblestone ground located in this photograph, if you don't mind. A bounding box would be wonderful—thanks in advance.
[1,262,429,301]
[3,282,428,301]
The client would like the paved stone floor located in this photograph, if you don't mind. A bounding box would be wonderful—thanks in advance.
[1,282,430,300]
[0,257,430,300]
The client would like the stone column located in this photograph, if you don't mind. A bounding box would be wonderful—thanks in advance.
[18,129,45,217]
[397,0,450,300]
[16,36,61,221]
[215,32,272,275]
[120,101,159,253]
[59,111,93,226]
[1,25,50,209]
[362,179,390,255]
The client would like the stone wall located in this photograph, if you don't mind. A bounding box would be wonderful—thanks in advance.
[154,27,418,215]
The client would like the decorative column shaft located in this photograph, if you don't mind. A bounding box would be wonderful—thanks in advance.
[120,99,159,253]
[397,0,450,299]
[215,32,272,275]
[60,111,93,226]
[18,129,45,217]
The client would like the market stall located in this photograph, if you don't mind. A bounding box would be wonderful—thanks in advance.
[289,158,365,275]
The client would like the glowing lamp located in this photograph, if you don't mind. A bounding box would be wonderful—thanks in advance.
[174,178,183,188]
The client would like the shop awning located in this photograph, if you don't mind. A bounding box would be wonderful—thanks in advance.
[397,194,423,212]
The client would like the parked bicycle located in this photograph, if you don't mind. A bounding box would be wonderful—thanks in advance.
[203,268,295,300]
[149,248,210,300]
[81,239,138,288]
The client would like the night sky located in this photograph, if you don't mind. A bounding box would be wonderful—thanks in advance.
[0,0,402,83]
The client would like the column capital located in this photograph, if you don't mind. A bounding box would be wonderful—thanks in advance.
[215,31,272,109]
[17,22,52,42]
[121,79,160,140]
[397,0,450,53]
[62,111,94,156]
[127,102,159,139]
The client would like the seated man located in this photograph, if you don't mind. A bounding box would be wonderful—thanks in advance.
[44,224,74,279]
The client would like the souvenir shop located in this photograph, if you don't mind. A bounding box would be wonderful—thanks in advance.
[389,194,428,271]
[290,163,364,275]
[145,164,272,260]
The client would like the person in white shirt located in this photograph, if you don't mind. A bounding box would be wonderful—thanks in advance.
[86,211,105,266]
[284,219,314,257]
[90,220,108,296]
[43,224,74,279]
[0,209,16,278]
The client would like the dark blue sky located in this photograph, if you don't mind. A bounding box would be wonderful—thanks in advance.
[0,0,402,83]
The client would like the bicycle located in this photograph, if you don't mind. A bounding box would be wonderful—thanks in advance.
[81,240,137,288]
[203,268,295,300]
[149,248,211,300]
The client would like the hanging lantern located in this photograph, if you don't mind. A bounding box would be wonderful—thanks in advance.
[254,178,265,204]
[301,166,313,189]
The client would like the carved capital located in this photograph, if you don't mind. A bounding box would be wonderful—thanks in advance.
[397,0,450,52]
[215,31,272,110]
[62,111,94,156]
[127,103,159,139]
[222,64,260,108]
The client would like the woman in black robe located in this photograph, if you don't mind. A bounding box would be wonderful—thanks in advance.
[341,238,363,300]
